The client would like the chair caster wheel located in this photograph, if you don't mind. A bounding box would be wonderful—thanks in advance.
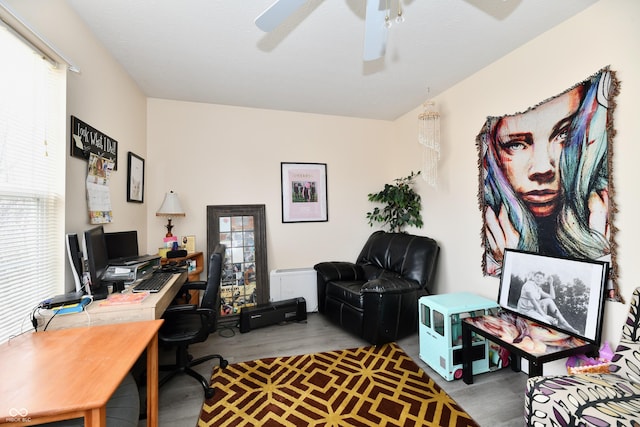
[220,359,229,369]
[205,387,215,399]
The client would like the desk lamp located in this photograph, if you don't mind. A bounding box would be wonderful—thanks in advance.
[156,191,185,237]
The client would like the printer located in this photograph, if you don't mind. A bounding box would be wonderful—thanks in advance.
[103,255,161,284]
[103,230,160,284]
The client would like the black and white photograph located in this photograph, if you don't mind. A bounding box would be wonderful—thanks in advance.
[498,249,608,343]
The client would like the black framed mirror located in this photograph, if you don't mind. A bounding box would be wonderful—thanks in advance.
[207,204,268,325]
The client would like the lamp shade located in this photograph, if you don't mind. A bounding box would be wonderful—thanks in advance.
[156,191,185,217]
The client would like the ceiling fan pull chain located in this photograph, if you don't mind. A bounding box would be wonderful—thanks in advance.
[396,0,405,24]
[385,0,392,29]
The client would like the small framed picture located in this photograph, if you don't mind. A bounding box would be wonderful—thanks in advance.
[498,249,609,344]
[127,152,144,203]
[281,162,328,223]
[182,235,196,253]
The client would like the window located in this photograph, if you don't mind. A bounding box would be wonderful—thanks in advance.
[420,303,431,328]
[434,310,445,336]
[0,22,66,343]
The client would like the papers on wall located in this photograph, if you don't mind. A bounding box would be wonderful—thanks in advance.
[86,152,114,224]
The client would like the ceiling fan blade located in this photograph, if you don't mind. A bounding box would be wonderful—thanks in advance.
[363,0,388,61]
[255,0,308,32]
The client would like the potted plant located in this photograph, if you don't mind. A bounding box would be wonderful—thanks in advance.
[366,171,423,232]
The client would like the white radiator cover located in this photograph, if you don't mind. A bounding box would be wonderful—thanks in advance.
[269,268,318,312]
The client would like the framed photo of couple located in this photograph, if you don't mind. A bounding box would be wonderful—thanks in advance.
[498,249,609,344]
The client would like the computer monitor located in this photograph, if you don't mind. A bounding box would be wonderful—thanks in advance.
[83,225,110,300]
[65,233,84,293]
[104,230,139,262]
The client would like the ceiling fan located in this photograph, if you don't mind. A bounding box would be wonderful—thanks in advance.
[255,0,389,61]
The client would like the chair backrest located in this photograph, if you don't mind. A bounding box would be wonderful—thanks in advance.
[356,231,440,291]
[608,287,640,383]
[200,244,226,310]
[620,287,640,342]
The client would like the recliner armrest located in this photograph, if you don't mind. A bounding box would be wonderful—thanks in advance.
[361,277,420,294]
[314,262,365,282]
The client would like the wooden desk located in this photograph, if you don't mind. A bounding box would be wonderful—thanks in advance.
[37,272,187,330]
[161,252,204,303]
[0,320,163,426]
[161,251,204,282]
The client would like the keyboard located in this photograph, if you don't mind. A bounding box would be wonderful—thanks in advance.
[132,271,174,293]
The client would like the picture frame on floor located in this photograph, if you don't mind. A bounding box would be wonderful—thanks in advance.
[498,249,608,344]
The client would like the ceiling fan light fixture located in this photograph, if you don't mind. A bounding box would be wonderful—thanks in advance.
[257,0,393,62]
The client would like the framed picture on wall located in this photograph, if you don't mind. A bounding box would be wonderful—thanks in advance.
[281,162,328,223]
[127,152,144,203]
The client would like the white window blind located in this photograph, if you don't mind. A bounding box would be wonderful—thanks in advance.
[0,23,66,343]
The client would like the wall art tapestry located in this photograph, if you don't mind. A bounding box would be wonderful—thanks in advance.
[477,67,620,298]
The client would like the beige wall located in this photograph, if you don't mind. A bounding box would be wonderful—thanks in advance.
[7,0,639,368]
[5,0,148,290]
[146,100,395,267]
[395,0,639,371]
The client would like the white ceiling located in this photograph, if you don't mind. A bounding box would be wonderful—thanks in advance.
[66,0,598,121]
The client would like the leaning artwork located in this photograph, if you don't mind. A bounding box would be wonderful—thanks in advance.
[497,249,609,345]
[476,66,620,297]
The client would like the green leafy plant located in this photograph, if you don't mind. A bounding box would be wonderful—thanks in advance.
[366,171,423,233]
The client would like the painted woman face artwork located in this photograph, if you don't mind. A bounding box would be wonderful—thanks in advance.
[477,67,619,289]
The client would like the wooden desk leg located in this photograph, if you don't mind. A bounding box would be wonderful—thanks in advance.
[146,333,159,426]
[85,406,106,427]
[462,323,473,385]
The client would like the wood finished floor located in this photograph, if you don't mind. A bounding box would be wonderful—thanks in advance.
[143,313,527,426]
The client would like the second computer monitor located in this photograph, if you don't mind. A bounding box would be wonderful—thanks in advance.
[83,225,110,300]
[104,230,139,262]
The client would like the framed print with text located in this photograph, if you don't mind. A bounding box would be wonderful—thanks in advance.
[281,162,328,223]
[127,152,144,203]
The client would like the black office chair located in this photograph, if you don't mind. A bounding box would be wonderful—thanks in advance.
[158,244,228,398]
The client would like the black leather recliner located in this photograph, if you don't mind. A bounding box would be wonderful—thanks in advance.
[314,231,440,345]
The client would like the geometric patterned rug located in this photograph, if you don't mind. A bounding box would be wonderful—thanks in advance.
[197,342,479,427]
